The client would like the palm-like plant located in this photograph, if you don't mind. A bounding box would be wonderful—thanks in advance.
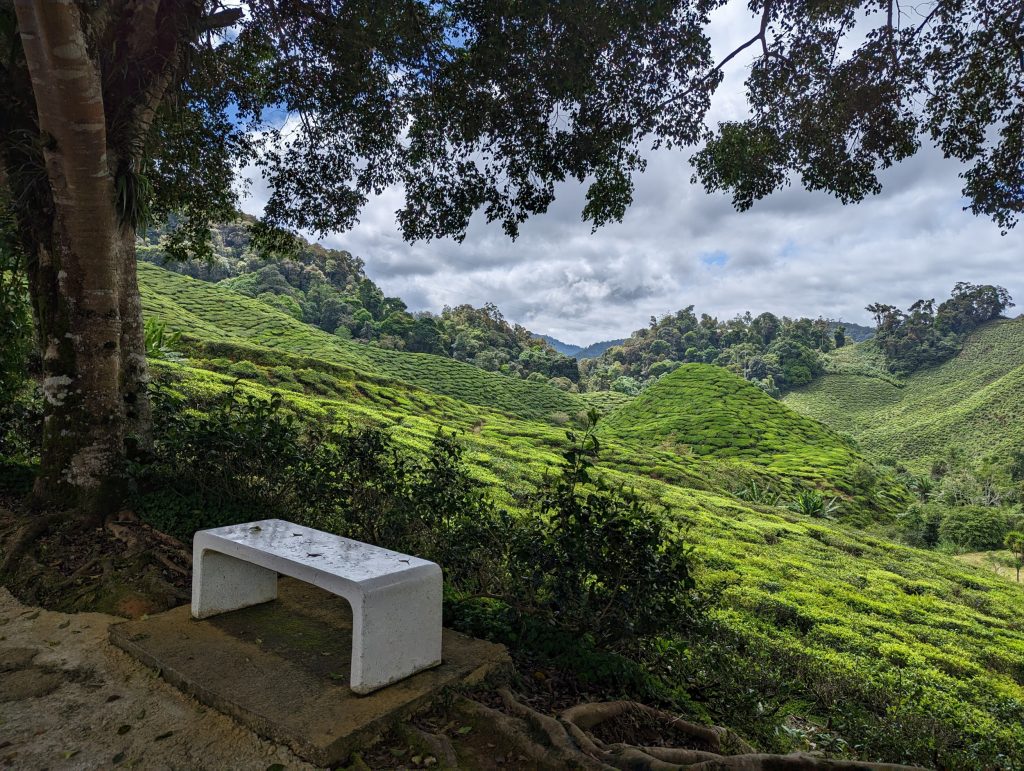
[736,481,782,506]
[144,318,182,361]
[907,474,935,502]
[788,489,840,519]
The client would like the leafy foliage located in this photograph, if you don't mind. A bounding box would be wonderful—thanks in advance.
[580,307,843,395]
[866,283,1014,374]
[143,318,181,361]
[0,202,31,402]
[137,384,700,662]
[691,0,1024,231]
[522,411,698,648]
[787,490,839,519]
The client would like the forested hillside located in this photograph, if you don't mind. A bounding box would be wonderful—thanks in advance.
[580,283,1011,397]
[139,219,580,387]
[537,334,627,359]
[785,316,1024,473]
[580,307,843,395]
[138,263,584,423]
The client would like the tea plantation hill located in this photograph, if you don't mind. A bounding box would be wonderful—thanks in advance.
[784,315,1024,471]
[138,262,584,423]
[600,363,909,519]
[137,261,1024,766]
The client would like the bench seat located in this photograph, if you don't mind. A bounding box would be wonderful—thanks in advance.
[192,519,442,694]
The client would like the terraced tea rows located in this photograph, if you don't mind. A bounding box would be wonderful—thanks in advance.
[138,261,1024,765]
[139,262,584,422]
[600,364,907,516]
[151,361,1024,766]
[785,317,1024,469]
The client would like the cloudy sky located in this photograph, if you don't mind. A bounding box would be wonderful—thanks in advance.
[240,6,1024,346]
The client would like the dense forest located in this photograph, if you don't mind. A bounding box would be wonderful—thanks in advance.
[138,219,580,386]
[580,310,851,395]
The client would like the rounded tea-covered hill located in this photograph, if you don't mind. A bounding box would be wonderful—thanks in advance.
[598,364,906,516]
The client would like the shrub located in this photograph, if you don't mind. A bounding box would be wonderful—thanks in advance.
[0,205,32,402]
[143,318,182,360]
[517,411,699,648]
[736,481,781,506]
[899,503,943,548]
[137,386,703,661]
[938,505,1009,551]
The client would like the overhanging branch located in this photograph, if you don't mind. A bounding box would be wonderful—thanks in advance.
[198,7,242,33]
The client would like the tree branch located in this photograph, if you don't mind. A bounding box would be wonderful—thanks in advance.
[197,7,242,34]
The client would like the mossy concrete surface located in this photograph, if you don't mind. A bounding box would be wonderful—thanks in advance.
[109,578,511,766]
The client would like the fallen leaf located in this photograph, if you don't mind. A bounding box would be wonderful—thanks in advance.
[154,730,173,741]
[117,725,131,735]
[58,620,70,629]
[112,751,125,765]
[457,725,473,735]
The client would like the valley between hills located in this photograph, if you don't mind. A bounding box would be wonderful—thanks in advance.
[113,256,1024,768]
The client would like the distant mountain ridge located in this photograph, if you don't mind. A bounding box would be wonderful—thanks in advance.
[536,334,627,359]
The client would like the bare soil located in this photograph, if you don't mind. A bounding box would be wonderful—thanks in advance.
[0,586,314,770]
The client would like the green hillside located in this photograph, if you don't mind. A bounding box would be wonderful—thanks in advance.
[784,316,1024,470]
[600,364,906,516]
[138,262,584,423]
[121,264,1024,766]
[143,356,1024,767]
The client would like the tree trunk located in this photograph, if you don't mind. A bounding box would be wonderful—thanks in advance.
[15,1,151,520]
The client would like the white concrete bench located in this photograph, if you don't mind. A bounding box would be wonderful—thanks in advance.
[191,519,442,694]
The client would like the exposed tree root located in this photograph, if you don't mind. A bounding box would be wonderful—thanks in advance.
[0,501,190,616]
[398,724,459,768]
[461,694,924,771]
[0,510,63,577]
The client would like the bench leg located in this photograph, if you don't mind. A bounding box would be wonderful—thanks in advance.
[192,549,278,620]
[349,569,443,694]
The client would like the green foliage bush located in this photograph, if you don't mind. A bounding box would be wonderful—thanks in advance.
[937,505,1009,551]
[0,204,32,402]
[900,502,1011,551]
[787,489,840,519]
[137,386,701,663]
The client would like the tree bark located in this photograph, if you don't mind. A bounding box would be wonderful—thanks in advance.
[14,0,150,519]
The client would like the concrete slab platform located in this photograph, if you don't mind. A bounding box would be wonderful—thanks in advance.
[109,578,511,767]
